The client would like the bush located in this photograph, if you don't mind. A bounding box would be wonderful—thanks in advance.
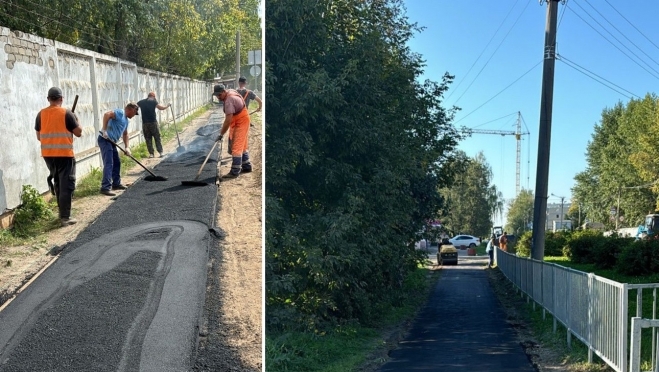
[616,239,659,276]
[562,229,601,263]
[516,231,532,257]
[12,184,54,237]
[545,231,570,257]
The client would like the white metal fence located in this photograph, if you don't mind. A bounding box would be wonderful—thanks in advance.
[497,249,632,372]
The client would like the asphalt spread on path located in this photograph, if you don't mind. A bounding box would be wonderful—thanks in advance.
[0,110,225,371]
[379,250,537,372]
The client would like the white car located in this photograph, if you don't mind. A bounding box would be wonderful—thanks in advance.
[449,235,481,248]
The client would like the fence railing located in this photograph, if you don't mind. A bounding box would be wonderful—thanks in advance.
[497,249,629,372]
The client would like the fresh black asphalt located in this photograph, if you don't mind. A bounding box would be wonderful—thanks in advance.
[379,250,536,372]
[0,109,226,371]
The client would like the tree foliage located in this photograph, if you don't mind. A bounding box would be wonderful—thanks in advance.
[0,0,261,79]
[573,94,659,229]
[505,189,534,235]
[266,0,460,329]
[438,151,500,237]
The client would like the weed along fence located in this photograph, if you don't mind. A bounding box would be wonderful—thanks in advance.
[0,25,212,216]
[497,249,659,372]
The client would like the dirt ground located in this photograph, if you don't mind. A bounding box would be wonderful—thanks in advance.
[0,106,263,371]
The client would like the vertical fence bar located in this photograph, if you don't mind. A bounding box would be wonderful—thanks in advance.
[654,288,657,371]
[623,283,629,372]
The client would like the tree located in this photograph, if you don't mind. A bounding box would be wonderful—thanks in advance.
[573,95,658,230]
[505,189,534,235]
[439,151,500,238]
[266,0,460,329]
[0,0,261,79]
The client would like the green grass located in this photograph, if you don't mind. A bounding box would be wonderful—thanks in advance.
[265,266,440,372]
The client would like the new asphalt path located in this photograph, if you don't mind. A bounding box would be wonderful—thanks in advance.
[0,110,225,371]
[379,247,536,372]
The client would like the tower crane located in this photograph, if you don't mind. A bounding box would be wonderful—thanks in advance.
[461,111,530,196]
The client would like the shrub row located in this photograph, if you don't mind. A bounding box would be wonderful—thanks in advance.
[516,229,659,276]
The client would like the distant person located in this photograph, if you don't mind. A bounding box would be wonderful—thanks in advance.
[35,87,82,227]
[137,92,171,158]
[236,76,263,112]
[98,103,139,196]
[236,76,262,131]
[499,231,508,252]
[486,234,496,268]
[213,84,253,179]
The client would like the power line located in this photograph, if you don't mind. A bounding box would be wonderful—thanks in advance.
[603,0,659,53]
[467,111,518,130]
[580,0,659,69]
[566,2,659,81]
[557,0,568,30]
[446,0,521,100]
[452,0,531,106]
[557,54,639,99]
[454,60,542,125]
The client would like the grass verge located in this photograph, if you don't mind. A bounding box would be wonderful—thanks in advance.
[265,266,440,372]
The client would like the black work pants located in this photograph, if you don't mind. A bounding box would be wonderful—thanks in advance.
[44,157,76,219]
[142,121,163,155]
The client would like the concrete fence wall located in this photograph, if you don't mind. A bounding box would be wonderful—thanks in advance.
[0,26,213,214]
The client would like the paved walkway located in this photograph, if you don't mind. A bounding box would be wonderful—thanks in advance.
[0,111,225,371]
[379,249,536,372]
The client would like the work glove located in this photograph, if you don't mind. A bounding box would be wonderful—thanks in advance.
[216,134,223,142]
[101,130,109,139]
[124,147,131,156]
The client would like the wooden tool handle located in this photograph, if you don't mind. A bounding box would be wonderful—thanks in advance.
[72,95,79,113]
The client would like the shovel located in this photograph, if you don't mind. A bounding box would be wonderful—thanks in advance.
[170,105,185,152]
[181,140,221,186]
[99,131,168,181]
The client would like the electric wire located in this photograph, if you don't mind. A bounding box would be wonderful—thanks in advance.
[452,0,532,106]
[557,0,568,30]
[558,54,640,99]
[468,111,519,130]
[565,2,659,81]
[454,60,542,125]
[446,0,521,101]
[603,0,659,52]
[581,0,659,69]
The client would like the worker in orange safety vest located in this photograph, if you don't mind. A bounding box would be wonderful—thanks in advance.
[34,87,82,227]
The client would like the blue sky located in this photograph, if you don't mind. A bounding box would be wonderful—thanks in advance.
[403,0,659,224]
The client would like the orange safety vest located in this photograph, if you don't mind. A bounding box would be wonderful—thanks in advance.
[39,107,74,157]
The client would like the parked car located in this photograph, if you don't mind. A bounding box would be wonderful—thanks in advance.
[449,235,481,248]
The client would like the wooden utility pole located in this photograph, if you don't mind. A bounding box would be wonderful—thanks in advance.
[531,0,561,260]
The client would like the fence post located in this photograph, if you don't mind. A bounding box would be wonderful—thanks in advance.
[588,273,593,363]
[654,288,657,372]
[630,317,643,372]
[623,283,629,372]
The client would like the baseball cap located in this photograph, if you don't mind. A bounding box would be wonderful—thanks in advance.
[126,102,140,115]
[238,76,247,83]
[213,85,226,94]
[47,87,63,99]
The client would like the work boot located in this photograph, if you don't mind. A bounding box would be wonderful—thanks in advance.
[60,218,77,227]
[149,154,155,158]
[241,152,252,172]
[100,189,117,196]
[159,153,164,158]
[112,184,128,190]
[221,172,240,181]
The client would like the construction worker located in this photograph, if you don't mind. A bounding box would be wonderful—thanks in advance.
[98,103,139,196]
[499,231,509,252]
[213,84,252,179]
[34,87,82,227]
[236,76,262,112]
[137,92,171,158]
